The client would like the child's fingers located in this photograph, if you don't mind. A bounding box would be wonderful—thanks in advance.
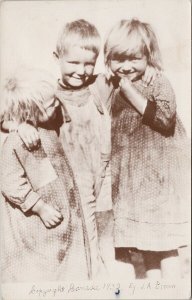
[52,206,63,218]
[49,218,63,228]
[149,68,162,85]
[55,211,63,220]
[30,131,40,147]
[26,135,36,147]
[18,131,36,150]
[20,135,34,150]
[43,217,62,228]
[26,130,40,148]
[48,220,58,227]
[150,67,160,85]
[29,127,40,139]
[143,65,158,86]
[53,204,61,212]
[142,68,153,86]
[52,215,63,224]
[119,77,132,91]
[44,221,52,228]
[52,216,60,222]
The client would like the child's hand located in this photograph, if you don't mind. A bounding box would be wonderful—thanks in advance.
[18,123,40,150]
[142,65,161,87]
[119,77,135,97]
[32,199,63,228]
[119,77,148,115]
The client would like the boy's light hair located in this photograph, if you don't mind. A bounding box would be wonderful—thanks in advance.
[104,19,163,71]
[1,67,56,126]
[56,19,101,57]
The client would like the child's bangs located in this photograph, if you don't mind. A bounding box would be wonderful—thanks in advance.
[111,31,146,60]
[105,19,163,70]
[59,33,101,56]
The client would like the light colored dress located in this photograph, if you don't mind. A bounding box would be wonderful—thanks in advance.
[56,78,111,278]
[111,75,190,251]
[1,128,91,282]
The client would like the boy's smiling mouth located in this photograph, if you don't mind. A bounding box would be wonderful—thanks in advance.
[71,75,86,80]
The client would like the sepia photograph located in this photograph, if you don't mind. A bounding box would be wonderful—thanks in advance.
[0,0,191,299]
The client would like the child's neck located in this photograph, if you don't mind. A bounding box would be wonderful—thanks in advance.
[58,76,96,91]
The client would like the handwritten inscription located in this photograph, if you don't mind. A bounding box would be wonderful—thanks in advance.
[2,279,187,300]
[29,282,121,298]
[28,281,177,298]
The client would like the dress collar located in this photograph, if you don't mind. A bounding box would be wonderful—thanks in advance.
[55,78,104,123]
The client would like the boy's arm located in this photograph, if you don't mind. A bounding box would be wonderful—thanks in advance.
[1,120,40,149]
[1,135,40,212]
[1,120,19,132]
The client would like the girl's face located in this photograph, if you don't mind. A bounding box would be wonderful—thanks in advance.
[38,95,60,123]
[58,46,97,89]
[109,50,147,82]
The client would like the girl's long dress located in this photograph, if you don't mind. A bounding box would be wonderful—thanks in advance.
[111,75,190,251]
[1,129,91,282]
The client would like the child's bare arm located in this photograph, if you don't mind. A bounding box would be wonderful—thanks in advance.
[17,123,40,150]
[119,77,148,114]
[1,120,19,132]
[120,75,176,135]
[31,199,63,228]
[1,120,40,149]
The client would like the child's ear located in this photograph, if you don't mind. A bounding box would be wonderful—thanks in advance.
[53,51,59,60]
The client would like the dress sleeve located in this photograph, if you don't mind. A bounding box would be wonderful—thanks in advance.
[142,75,177,136]
[1,134,40,212]
[94,74,114,113]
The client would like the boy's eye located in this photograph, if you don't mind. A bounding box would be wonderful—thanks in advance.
[131,56,141,61]
[68,61,79,64]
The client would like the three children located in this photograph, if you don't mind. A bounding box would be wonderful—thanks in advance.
[1,17,189,281]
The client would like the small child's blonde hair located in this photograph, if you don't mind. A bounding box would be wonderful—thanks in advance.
[56,19,101,58]
[1,67,56,126]
[104,18,163,71]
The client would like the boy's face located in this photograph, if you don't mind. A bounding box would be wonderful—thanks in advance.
[58,46,97,88]
[109,50,147,82]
